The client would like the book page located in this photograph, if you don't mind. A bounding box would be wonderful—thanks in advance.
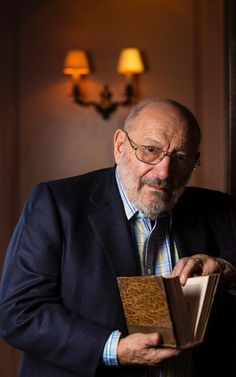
[181,275,209,337]
[163,276,192,346]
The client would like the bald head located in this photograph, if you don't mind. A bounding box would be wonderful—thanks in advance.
[124,98,201,151]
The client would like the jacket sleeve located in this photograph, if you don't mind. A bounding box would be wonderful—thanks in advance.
[0,183,112,377]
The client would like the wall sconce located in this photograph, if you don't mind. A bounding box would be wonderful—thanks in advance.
[63,48,144,119]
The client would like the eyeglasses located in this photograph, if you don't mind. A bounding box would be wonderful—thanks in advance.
[124,131,200,170]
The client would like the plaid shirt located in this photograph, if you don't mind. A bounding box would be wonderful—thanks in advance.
[103,168,192,376]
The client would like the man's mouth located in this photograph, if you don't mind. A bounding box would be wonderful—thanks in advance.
[145,182,167,191]
[141,178,169,192]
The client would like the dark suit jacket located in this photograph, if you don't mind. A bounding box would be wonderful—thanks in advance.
[0,167,236,377]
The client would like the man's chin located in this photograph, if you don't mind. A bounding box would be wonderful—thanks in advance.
[136,198,171,219]
[145,189,171,204]
[137,189,184,219]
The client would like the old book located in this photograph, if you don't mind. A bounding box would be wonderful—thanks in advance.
[117,274,220,349]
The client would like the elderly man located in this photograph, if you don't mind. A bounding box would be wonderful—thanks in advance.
[0,98,236,377]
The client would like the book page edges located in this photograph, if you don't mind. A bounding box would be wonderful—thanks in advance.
[163,277,193,347]
[195,273,220,342]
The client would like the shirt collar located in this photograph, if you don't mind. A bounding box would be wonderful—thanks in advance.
[115,167,137,221]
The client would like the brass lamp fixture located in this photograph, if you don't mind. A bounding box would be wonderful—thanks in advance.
[63,48,144,119]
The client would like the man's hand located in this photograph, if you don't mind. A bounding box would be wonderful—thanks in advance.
[117,332,181,366]
[171,253,236,285]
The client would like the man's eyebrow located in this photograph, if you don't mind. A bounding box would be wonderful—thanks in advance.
[141,140,193,153]
[140,138,163,147]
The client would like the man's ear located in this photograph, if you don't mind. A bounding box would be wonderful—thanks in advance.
[114,129,125,163]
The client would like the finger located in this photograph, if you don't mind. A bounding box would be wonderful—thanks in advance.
[145,332,162,347]
[153,347,181,362]
[146,346,181,366]
[171,257,195,281]
[171,257,188,276]
[191,257,203,274]
[172,257,203,285]
[180,257,204,284]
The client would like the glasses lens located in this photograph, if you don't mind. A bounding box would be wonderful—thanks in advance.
[137,146,198,168]
[137,146,164,164]
[171,154,198,170]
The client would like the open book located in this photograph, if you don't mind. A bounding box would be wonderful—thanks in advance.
[117,274,219,349]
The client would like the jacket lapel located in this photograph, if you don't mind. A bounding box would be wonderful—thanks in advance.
[88,168,141,277]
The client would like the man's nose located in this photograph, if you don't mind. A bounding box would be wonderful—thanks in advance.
[151,155,171,180]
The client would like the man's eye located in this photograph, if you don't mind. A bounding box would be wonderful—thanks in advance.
[146,147,157,154]
[173,154,187,161]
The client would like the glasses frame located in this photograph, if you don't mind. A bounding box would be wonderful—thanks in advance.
[124,130,200,168]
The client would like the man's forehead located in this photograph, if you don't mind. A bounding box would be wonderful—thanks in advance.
[132,103,188,134]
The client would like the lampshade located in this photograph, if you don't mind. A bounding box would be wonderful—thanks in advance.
[63,49,90,76]
[117,48,144,75]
